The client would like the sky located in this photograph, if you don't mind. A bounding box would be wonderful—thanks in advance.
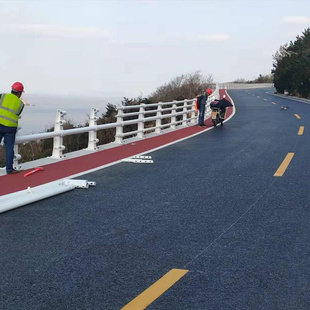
[1,0,310,98]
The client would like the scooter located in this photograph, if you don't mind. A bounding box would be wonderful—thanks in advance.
[210,102,226,127]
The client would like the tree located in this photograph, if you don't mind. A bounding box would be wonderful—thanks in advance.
[233,78,249,83]
[149,71,214,102]
[233,74,273,84]
[272,28,310,98]
[253,74,273,83]
[96,103,118,144]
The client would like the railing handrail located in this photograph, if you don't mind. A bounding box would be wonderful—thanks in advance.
[15,107,197,143]
[219,82,274,89]
[118,99,193,110]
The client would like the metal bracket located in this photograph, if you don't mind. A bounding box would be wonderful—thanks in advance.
[132,155,152,159]
[122,155,153,164]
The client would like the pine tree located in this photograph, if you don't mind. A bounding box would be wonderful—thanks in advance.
[272,28,310,98]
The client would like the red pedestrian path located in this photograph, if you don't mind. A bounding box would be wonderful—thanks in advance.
[0,90,233,196]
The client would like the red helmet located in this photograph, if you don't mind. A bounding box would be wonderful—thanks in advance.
[206,88,212,95]
[11,82,24,92]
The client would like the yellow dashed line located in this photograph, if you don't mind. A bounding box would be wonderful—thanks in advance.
[122,269,189,310]
[294,114,301,119]
[298,126,304,135]
[274,153,295,177]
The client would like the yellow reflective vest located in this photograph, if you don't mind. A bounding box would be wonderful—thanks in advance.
[0,93,24,127]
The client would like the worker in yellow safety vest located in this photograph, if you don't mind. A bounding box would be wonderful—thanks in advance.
[0,82,25,174]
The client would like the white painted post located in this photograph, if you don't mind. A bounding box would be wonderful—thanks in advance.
[137,104,145,138]
[87,107,100,151]
[191,99,196,123]
[13,120,22,167]
[182,100,188,126]
[155,103,162,134]
[115,107,123,144]
[51,110,66,158]
[171,101,177,129]
[13,144,21,169]
[206,97,211,117]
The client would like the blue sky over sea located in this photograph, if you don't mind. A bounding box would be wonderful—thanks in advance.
[18,94,123,135]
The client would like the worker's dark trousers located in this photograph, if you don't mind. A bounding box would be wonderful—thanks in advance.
[0,124,17,173]
[198,104,206,125]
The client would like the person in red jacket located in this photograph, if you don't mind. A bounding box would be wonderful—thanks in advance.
[0,82,25,174]
[198,88,212,127]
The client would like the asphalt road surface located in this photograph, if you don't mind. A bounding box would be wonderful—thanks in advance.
[1,88,309,309]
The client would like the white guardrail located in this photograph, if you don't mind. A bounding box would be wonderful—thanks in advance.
[11,87,221,167]
[220,83,274,89]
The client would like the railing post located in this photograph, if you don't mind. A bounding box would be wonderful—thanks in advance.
[12,119,23,167]
[51,109,66,158]
[155,103,162,134]
[87,107,100,151]
[182,100,188,126]
[206,97,211,117]
[13,144,21,169]
[171,101,177,129]
[115,107,123,144]
[191,99,196,123]
[137,104,145,138]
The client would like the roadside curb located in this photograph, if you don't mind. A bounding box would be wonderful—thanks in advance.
[267,92,310,105]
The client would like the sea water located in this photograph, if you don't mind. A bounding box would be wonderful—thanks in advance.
[17,93,123,135]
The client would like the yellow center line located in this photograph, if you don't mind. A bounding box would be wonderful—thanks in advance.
[294,114,301,119]
[274,153,295,177]
[298,126,304,135]
[122,269,189,310]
